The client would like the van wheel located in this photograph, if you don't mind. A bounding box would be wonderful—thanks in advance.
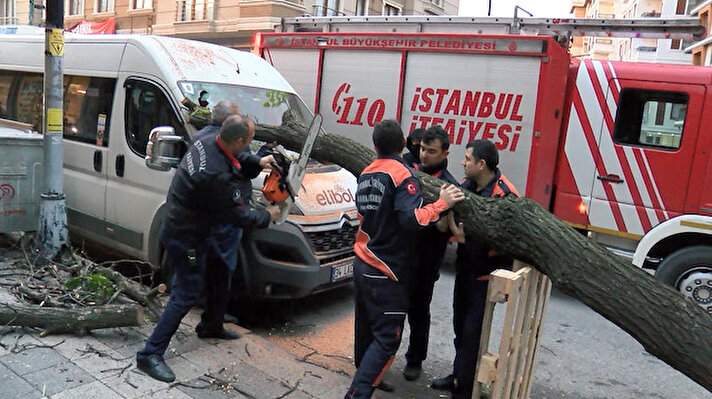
[159,247,174,292]
[654,246,712,313]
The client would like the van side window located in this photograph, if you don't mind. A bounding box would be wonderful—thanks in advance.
[16,75,44,131]
[125,80,186,156]
[0,74,14,119]
[613,88,688,150]
[64,76,116,146]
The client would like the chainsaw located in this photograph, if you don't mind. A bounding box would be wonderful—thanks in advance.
[261,114,323,223]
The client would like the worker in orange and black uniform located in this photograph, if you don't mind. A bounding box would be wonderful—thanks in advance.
[402,125,459,382]
[345,120,465,399]
[431,139,519,399]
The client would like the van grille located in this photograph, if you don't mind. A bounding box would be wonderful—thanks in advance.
[306,224,358,253]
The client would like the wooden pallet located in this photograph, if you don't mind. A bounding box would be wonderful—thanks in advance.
[472,261,552,399]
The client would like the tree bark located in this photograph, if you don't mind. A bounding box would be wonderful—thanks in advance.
[254,120,712,392]
[0,303,144,336]
[94,266,165,318]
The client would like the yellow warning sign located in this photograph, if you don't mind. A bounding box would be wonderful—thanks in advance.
[48,29,64,56]
[46,108,63,134]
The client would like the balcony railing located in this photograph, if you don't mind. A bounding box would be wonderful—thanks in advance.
[0,16,18,24]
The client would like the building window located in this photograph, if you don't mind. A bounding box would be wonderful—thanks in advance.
[0,0,16,24]
[96,0,114,13]
[383,1,400,15]
[355,0,366,15]
[177,0,208,21]
[66,0,84,15]
[675,0,686,15]
[429,0,442,7]
[613,88,688,150]
[670,39,682,50]
[315,0,339,16]
[132,0,152,9]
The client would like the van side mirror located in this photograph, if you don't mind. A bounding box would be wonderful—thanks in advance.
[145,126,185,171]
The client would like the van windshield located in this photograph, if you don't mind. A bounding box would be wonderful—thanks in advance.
[178,81,313,128]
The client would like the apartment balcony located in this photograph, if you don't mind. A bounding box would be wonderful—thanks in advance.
[641,11,662,17]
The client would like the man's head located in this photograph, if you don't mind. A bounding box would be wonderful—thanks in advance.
[462,139,498,181]
[199,90,209,107]
[419,125,450,168]
[372,120,405,156]
[219,115,255,154]
[211,100,234,125]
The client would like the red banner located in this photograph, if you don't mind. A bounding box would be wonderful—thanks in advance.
[68,17,115,34]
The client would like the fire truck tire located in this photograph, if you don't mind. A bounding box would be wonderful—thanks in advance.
[654,246,712,310]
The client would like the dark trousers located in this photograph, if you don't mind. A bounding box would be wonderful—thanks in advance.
[405,263,439,365]
[139,235,232,356]
[346,259,408,399]
[452,274,489,399]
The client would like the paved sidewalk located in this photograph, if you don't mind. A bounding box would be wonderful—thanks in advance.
[0,307,354,399]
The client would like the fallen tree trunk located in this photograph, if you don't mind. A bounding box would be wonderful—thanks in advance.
[0,303,144,336]
[255,119,712,391]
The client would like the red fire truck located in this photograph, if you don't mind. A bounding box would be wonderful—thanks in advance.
[254,16,712,311]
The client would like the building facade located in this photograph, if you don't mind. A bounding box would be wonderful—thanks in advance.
[2,0,457,48]
[685,0,712,65]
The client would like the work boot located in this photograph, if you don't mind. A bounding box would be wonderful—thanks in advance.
[196,326,241,340]
[431,373,456,391]
[136,353,176,382]
[376,380,394,392]
[403,361,422,381]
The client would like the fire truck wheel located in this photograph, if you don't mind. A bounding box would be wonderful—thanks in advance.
[654,246,712,313]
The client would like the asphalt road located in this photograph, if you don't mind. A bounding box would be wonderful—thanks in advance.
[247,245,711,399]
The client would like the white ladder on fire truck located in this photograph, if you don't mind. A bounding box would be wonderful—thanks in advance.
[279,15,705,42]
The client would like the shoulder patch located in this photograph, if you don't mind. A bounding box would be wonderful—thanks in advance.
[406,181,417,195]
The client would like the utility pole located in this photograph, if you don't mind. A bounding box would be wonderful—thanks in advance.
[37,0,68,262]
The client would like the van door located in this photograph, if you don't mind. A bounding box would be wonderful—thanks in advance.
[62,76,116,236]
[104,76,187,258]
[583,62,704,237]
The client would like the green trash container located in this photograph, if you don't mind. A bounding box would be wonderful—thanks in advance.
[0,126,43,233]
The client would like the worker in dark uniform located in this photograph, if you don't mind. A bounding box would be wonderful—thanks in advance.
[431,139,519,399]
[403,125,459,381]
[403,128,424,167]
[194,101,274,328]
[345,120,465,399]
[136,115,280,383]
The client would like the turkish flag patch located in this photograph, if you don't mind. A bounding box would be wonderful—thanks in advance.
[406,181,417,195]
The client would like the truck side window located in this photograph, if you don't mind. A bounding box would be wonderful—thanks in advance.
[613,88,688,150]
[124,80,186,156]
[64,76,116,147]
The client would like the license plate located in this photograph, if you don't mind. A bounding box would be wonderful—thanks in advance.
[331,261,354,282]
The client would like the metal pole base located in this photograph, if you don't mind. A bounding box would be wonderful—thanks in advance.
[37,193,69,262]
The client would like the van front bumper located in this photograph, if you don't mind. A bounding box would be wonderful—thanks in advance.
[238,220,355,300]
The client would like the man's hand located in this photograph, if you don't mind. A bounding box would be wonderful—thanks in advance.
[259,155,275,170]
[439,184,465,208]
[447,211,466,243]
[266,204,281,221]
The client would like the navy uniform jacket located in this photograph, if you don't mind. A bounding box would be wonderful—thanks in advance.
[354,155,449,282]
[161,134,270,245]
[456,169,519,278]
[413,161,459,274]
